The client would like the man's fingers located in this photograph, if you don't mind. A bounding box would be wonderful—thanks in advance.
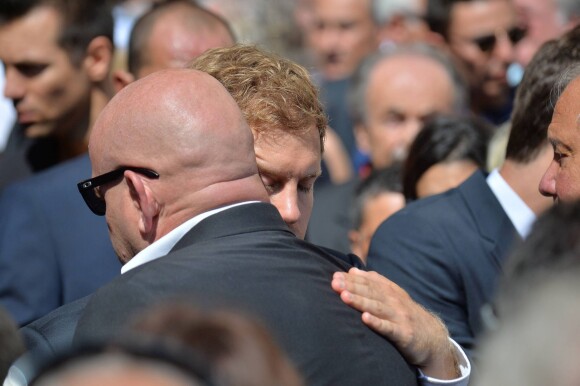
[362,312,398,339]
[339,290,399,321]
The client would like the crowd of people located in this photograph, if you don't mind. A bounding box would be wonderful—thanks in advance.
[0,0,579,385]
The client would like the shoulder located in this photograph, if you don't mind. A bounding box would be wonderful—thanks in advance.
[377,170,490,234]
[1,154,90,203]
[21,296,90,358]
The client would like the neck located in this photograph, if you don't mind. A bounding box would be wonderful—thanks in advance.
[157,174,270,241]
[56,79,114,161]
[499,148,553,216]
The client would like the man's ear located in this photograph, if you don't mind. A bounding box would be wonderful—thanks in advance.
[125,171,160,238]
[84,36,114,82]
[354,123,371,154]
[112,69,135,93]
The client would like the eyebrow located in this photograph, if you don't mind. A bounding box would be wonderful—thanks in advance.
[549,138,573,152]
[258,166,322,180]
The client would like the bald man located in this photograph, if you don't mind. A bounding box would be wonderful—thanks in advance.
[0,0,235,330]
[307,43,465,252]
[114,0,234,87]
[352,44,466,169]
[73,68,419,386]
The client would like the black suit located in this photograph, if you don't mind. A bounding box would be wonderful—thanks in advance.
[76,203,418,386]
[367,171,519,356]
[21,296,90,358]
[307,178,357,254]
[9,297,91,385]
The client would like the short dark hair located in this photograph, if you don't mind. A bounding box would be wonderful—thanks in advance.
[128,0,235,76]
[0,0,114,66]
[506,25,580,163]
[402,114,490,201]
[351,165,403,230]
[425,0,472,41]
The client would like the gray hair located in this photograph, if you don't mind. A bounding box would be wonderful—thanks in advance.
[349,43,468,125]
[371,0,423,25]
[550,63,580,111]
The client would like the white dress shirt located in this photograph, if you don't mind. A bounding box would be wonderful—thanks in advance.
[487,169,536,238]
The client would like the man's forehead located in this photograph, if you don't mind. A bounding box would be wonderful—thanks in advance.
[554,77,580,126]
[312,0,371,20]
[450,0,516,35]
[548,81,580,145]
[0,6,63,58]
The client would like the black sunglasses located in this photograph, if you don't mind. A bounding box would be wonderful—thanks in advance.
[77,166,159,216]
[473,26,527,53]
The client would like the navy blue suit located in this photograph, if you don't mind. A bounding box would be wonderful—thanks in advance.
[367,171,519,356]
[0,154,121,325]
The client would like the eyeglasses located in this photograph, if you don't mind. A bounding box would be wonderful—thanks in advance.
[472,26,527,53]
[77,167,159,216]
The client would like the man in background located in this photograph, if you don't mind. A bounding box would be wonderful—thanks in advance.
[426,0,523,125]
[0,0,235,327]
[0,0,115,189]
[307,43,465,253]
[367,29,579,355]
[0,0,119,326]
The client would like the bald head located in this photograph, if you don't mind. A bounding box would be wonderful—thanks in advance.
[89,68,267,261]
[352,46,463,168]
[91,68,254,177]
[129,1,234,78]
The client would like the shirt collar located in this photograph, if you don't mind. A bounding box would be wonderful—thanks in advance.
[121,201,258,274]
[486,169,536,238]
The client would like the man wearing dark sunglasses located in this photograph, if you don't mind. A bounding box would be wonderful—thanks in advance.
[0,0,237,331]
[70,68,423,386]
[0,0,121,327]
[427,0,524,125]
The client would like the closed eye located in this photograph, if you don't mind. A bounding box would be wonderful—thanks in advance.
[15,63,48,78]
[259,171,282,195]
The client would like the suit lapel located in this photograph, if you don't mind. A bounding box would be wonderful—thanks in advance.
[170,202,293,253]
[458,171,519,270]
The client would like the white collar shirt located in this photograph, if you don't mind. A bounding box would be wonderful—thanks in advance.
[121,201,258,274]
[486,169,536,238]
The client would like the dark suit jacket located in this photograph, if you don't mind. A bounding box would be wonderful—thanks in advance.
[75,203,418,386]
[20,296,90,358]
[0,154,121,325]
[367,171,518,356]
[307,178,357,254]
[6,296,90,386]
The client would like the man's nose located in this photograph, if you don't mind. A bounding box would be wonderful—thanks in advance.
[276,188,301,225]
[539,161,557,198]
[493,31,515,63]
[4,67,25,100]
[318,26,341,50]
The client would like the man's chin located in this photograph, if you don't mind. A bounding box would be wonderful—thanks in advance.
[480,88,510,111]
[321,62,351,81]
[20,122,55,139]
